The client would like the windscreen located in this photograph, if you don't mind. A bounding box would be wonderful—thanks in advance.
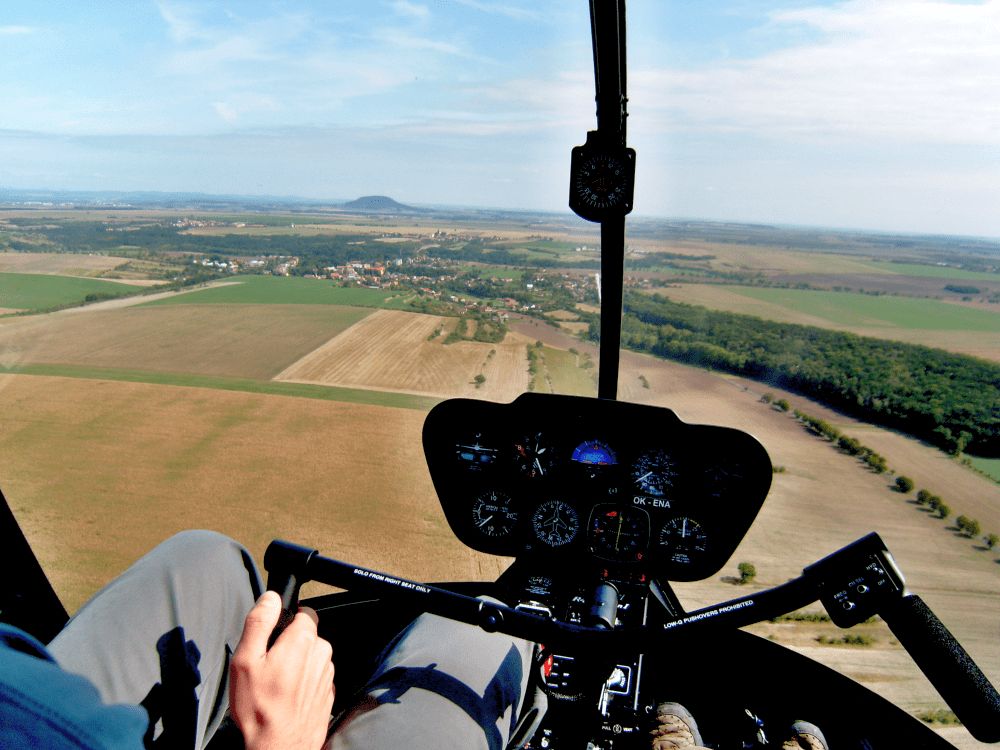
[0,0,997,736]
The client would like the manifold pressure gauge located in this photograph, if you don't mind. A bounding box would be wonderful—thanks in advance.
[569,130,636,223]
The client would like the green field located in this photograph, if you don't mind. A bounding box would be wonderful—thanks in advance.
[0,272,138,311]
[145,275,412,308]
[729,286,1000,331]
[967,456,1000,483]
[863,261,1000,282]
[531,346,597,396]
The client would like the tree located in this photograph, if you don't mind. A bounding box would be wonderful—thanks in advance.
[895,476,915,494]
[964,518,981,538]
[916,489,932,505]
[936,503,951,520]
[985,533,999,550]
[738,562,757,585]
[774,398,790,412]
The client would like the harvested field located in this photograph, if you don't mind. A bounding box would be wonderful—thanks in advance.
[0,252,128,276]
[276,309,531,401]
[0,304,372,378]
[0,375,504,612]
[616,350,1000,741]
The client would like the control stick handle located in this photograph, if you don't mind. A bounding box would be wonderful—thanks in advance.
[882,594,1000,743]
[263,540,318,648]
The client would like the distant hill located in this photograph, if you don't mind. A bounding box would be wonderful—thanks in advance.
[341,195,426,214]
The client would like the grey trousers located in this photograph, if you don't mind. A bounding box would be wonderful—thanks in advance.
[48,531,538,750]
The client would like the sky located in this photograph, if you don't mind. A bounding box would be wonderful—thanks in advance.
[1,0,999,237]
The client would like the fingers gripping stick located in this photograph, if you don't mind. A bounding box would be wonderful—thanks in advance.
[263,540,318,648]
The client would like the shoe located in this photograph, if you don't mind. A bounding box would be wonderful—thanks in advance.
[780,720,829,750]
[650,702,705,749]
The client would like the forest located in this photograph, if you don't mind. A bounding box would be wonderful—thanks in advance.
[602,293,1000,457]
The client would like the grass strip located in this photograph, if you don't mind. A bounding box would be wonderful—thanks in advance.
[0,364,440,412]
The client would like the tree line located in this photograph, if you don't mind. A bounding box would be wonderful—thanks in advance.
[598,293,1000,456]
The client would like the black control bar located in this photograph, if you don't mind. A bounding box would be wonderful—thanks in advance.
[264,533,1000,742]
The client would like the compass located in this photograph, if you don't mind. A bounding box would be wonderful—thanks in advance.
[569,131,636,222]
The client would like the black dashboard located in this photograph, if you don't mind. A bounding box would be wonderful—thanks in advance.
[423,393,773,582]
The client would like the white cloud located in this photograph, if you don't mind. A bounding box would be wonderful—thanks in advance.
[391,1,430,20]
[452,0,539,22]
[0,25,36,35]
[631,0,1000,146]
[156,1,207,44]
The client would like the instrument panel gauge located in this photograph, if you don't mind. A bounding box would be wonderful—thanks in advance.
[513,432,553,479]
[589,505,650,562]
[658,516,708,564]
[571,439,617,466]
[632,449,677,498]
[471,489,518,537]
[532,500,580,547]
[455,435,498,471]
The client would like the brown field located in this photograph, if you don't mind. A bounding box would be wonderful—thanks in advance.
[0,303,372,377]
[276,309,532,400]
[615,351,1000,747]
[652,283,1000,362]
[0,375,506,612]
[628,240,890,277]
[0,251,130,277]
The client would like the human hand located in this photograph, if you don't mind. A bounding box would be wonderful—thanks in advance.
[230,591,335,750]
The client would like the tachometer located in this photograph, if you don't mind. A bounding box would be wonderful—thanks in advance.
[532,500,580,547]
[471,489,518,537]
[589,505,650,562]
[657,516,708,564]
[632,449,676,498]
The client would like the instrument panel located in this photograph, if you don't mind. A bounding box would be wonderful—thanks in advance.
[423,393,773,582]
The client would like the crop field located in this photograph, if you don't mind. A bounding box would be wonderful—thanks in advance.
[145,274,412,308]
[653,283,1000,361]
[0,375,491,612]
[0,304,372,378]
[0,252,129,277]
[863,261,1000,283]
[531,346,597,396]
[0,272,143,312]
[276,309,531,401]
[968,456,1000,483]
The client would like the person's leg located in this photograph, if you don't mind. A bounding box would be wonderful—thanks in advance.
[328,609,543,750]
[49,530,262,749]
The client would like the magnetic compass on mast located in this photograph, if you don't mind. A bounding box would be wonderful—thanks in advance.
[569,0,635,400]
